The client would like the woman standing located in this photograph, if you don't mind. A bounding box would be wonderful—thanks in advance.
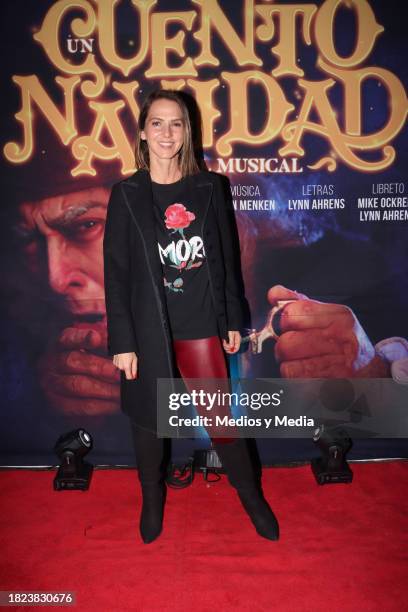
[103,89,279,543]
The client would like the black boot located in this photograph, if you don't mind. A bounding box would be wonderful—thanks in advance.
[130,421,169,544]
[213,438,279,541]
[139,480,167,544]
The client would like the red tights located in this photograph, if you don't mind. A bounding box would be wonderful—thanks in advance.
[173,335,228,378]
[173,336,237,443]
[130,335,237,474]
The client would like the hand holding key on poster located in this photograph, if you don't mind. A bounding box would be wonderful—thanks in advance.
[267,285,390,378]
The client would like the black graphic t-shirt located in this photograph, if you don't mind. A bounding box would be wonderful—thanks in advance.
[151,177,219,340]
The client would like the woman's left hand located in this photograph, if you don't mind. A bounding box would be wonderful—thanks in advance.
[223,330,241,354]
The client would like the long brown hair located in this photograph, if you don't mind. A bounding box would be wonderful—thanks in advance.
[134,89,200,177]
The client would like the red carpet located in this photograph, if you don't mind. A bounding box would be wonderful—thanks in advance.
[1,461,407,611]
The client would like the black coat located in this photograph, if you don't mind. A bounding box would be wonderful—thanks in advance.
[103,168,245,431]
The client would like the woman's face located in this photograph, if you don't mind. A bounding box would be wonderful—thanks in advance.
[141,98,185,164]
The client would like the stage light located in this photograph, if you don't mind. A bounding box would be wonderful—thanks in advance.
[53,429,93,491]
[193,447,224,483]
[311,424,353,485]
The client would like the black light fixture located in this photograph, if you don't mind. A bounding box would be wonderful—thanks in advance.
[311,424,353,485]
[53,429,93,491]
[193,447,224,482]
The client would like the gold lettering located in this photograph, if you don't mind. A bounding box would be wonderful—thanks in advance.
[280,79,336,158]
[4,75,80,163]
[33,0,104,97]
[217,71,293,156]
[112,80,140,123]
[160,80,186,90]
[186,79,221,148]
[4,0,406,177]
[279,76,403,172]
[96,0,156,76]
[315,0,384,68]
[71,100,135,175]
[145,11,197,78]
[256,4,317,77]
[193,0,261,67]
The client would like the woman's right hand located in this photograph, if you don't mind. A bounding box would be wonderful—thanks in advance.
[113,352,138,380]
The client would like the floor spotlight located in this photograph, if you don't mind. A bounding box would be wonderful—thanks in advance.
[193,448,224,483]
[311,424,353,485]
[53,429,93,491]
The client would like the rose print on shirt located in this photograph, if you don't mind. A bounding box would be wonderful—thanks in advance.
[158,202,204,293]
[165,203,195,239]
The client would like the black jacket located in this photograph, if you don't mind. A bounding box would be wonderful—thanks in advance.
[103,168,245,431]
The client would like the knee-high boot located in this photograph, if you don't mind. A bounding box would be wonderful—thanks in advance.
[130,421,168,544]
[212,438,279,541]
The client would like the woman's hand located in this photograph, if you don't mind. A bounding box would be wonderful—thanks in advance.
[223,331,241,354]
[113,352,138,379]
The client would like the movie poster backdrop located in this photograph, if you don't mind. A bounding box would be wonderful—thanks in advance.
[1,0,407,464]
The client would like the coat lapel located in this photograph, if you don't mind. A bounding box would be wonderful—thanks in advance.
[188,173,214,235]
[121,169,163,287]
[120,169,214,294]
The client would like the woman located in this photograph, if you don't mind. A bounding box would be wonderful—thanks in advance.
[103,89,279,543]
